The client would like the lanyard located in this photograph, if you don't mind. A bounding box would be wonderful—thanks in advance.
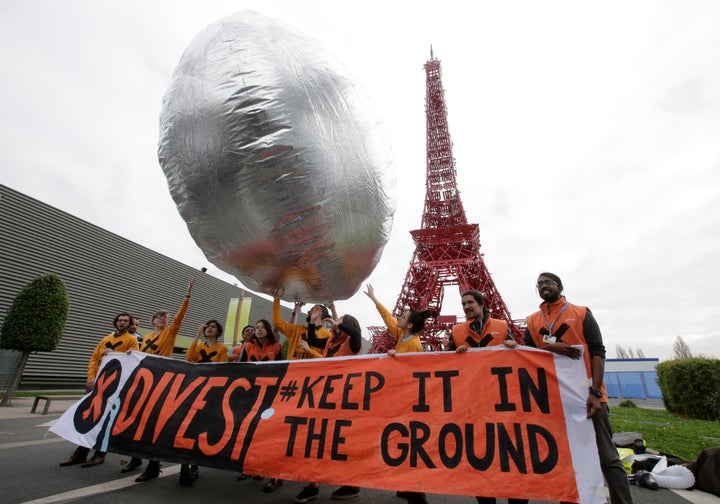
[541,302,569,336]
[470,319,484,336]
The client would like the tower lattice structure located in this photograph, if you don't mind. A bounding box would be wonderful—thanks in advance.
[369,51,522,353]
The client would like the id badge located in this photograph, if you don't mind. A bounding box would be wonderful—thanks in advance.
[542,334,556,344]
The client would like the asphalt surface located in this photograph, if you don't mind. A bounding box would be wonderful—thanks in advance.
[0,396,716,504]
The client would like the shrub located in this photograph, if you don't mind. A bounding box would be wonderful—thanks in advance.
[0,273,69,352]
[657,358,720,421]
[618,399,637,408]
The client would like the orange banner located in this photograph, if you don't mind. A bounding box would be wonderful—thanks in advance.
[51,348,604,503]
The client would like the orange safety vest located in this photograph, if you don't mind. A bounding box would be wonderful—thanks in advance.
[451,317,508,348]
[526,300,607,401]
[244,340,283,362]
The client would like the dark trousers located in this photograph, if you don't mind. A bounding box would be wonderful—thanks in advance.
[74,446,105,459]
[592,403,633,504]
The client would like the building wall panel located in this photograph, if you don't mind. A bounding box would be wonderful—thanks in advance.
[0,184,291,389]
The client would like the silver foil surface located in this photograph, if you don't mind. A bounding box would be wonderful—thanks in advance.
[158,11,395,302]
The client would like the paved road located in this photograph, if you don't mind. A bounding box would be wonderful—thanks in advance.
[0,397,714,504]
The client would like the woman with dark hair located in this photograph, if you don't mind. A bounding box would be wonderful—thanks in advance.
[363,283,434,504]
[449,291,526,504]
[301,309,362,358]
[364,283,435,356]
[240,318,285,492]
[186,320,228,363]
[242,319,283,362]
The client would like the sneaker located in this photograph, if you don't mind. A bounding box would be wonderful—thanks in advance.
[294,484,320,503]
[332,486,360,500]
[396,491,411,499]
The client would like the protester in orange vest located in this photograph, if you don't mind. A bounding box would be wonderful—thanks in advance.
[449,289,517,352]
[302,310,362,359]
[449,290,528,504]
[242,319,283,362]
[524,272,633,504]
[229,325,256,362]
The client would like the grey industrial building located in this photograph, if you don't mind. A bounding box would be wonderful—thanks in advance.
[0,184,293,390]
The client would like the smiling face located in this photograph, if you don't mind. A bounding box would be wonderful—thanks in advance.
[461,295,484,321]
[152,311,169,330]
[537,275,562,302]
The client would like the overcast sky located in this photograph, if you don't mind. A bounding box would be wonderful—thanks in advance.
[2,1,719,361]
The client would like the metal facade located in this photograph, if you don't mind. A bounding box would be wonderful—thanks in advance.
[0,184,291,388]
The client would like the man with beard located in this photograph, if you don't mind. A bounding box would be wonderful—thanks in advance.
[524,272,632,504]
[129,316,143,345]
[448,290,517,352]
[58,312,139,468]
[448,291,527,504]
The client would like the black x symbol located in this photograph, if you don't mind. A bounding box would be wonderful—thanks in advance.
[199,350,218,363]
[142,338,159,352]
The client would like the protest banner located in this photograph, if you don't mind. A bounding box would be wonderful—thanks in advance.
[51,347,604,502]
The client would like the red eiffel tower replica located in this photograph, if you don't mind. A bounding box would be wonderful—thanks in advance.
[369,50,522,353]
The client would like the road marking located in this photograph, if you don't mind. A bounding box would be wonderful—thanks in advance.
[20,464,181,503]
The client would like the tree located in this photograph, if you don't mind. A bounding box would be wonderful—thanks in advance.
[0,273,69,406]
[616,345,643,359]
[672,335,693,360]
[616,345,629,359]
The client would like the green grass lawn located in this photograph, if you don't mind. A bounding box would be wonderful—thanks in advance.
[609,405,719,461]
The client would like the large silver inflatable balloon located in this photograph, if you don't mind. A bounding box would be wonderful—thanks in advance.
[159,11,395,302]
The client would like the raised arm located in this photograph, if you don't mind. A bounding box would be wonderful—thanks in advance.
[364,283,401,338]
[186,323,205,362]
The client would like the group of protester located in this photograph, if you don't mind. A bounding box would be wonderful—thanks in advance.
[58,272,633,504]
